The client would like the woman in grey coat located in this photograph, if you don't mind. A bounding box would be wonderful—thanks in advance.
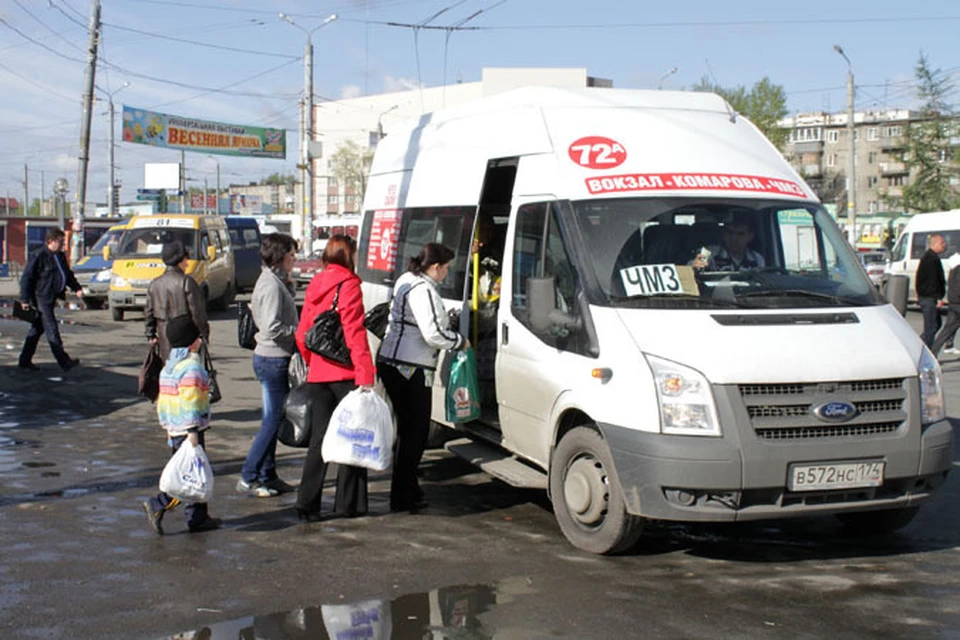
[237,233,300,498]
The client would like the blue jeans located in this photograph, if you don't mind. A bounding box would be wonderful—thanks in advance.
[242,354,291,484]
[919,297,942,348]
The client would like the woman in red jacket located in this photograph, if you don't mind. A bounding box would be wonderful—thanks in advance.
[294,234,375,521]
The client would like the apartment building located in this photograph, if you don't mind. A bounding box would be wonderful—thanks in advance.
[780,109,959,215]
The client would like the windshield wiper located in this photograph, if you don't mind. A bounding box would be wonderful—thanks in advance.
[609,293,742,308]
[737,289,864,306]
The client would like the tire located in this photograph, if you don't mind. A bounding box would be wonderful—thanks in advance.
[549,426,644,554]
[426,421,452,449]
[213,281,235,311]
[83,298,104,310]
[111,307,124,321]
[836,507,919,536]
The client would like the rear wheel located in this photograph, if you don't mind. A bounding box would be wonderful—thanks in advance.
[549,426,644,554]
[111,307,124,321]
[836,507,919,536]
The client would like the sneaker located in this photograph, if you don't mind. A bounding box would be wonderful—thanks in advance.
[141,501,164,536]
[188,517,221,533]
[262,477,296,494]
[943,347,960,355]
[236,478,279,497]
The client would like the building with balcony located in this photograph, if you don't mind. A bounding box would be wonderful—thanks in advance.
[780,109,959,216]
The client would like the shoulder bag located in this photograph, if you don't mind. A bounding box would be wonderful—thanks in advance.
[200,343,223,404]
[237,301,257,350]
[304,283,352,366]
[363,301,390,340]
[137,343,163,403]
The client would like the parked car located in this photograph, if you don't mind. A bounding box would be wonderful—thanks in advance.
[73,222,128,309]
[225,216,262,292]
[859,249,887,285]
[291,251,322,288]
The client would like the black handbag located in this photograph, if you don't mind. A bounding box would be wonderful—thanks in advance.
[363,301,390,340]
[304,283,352,366]
[200,343,223,404]
[237,301,257,350]
[277,384,312,448]
[137,344,163,403]
[13,301,38,324]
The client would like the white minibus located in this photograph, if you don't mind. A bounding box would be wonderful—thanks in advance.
[886,210,960,302]
[357,87,953,554]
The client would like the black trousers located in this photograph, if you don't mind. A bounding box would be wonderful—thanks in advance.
[932,304,960,356]
[379,363,432,509]
[295,380,368,516]
[19,299,71,369]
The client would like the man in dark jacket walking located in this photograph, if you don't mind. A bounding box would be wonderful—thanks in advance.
[18,228,84,371]
[916,233,947,348]
[931,260,960,357]
[144,241,209,361]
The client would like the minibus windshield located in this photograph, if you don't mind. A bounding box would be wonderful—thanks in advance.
[572,197,885,310]
[116,228,199,260]
[91,228,124,254]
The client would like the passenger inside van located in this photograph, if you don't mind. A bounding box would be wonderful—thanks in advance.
[691,212,766,271]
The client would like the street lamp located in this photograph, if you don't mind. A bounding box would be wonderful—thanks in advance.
[279,11,338,251]
[377,104,399,141]
[97,81,131,217]
[834,45,856,246]
[207,155,220,214]
[53,178,69,229]
[658,67,678,90]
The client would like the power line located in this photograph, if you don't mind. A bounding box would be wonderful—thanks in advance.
[101,21,299,59]
[0,16,86,65]
[0,61,78,103]
[147,57,303,110]
[12,0,84,53]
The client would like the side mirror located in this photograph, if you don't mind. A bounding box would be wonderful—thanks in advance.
[207,245,216,262]
[102,245,112,261]
[527,276,582,334]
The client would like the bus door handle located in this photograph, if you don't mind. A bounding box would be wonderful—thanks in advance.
[501,322,509,345]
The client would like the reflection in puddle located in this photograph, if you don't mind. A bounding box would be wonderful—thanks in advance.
[23,461,56,468]
[160,580,529,639]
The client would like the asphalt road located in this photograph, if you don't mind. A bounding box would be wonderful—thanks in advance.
[0,287,958,640]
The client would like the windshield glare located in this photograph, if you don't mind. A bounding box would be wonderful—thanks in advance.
[116,228,198,259]
[91,229,123,253]
[572,197,883,309]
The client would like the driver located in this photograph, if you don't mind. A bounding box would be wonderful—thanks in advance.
[691,213,765,271]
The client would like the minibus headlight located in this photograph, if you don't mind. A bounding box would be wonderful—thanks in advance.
[647,355,721,437]
[111,274,128,288]
[94,268,112,282]
[918,346,945,424]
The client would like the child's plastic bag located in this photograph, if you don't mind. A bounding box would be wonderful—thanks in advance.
[445,347,481,423]
[159,440,215,502]
[321,599,391,640]
[322,388,395,471]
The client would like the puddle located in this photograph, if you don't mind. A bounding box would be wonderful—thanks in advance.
[22,461,56,468]
[158,578,538,639]
[0,435,19,473]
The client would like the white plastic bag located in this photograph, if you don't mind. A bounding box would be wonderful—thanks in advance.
[159,440,215,502]
[322,388,395,471]
[321,599,390,640]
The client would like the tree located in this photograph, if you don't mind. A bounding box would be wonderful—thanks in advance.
[328,140,374,207]
[261,172,296,186]
[691,76,789,150]
[897,52,960,213]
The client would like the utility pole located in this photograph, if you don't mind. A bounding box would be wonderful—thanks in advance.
[23,164,28,217]
[40,171,44,216]
[73,0,101,262]
[180,150,186,214]
[835,45,856,247]
[105,82,130,217]
[279,12,337,252]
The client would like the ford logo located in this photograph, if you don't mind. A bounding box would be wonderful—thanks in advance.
[813,401,858,423]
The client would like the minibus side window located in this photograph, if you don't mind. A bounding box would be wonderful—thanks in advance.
[511,202,580,350]
[890,234,907,262]
[911,232,930,259]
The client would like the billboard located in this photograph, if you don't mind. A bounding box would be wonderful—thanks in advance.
[231,195,263,215]
[123,106,286,159]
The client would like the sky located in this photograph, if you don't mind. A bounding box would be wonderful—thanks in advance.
[0,0,958,209]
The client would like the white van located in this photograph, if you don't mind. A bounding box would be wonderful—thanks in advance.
[886,209,960,302]
[357,87,953,554]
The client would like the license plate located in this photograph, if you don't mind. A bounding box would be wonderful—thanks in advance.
[134,296,146,306]
[788,461,885,492]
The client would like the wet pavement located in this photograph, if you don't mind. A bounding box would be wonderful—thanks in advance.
[1,278,959,639]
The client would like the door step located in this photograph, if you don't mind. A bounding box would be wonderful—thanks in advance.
[445,437,547,490]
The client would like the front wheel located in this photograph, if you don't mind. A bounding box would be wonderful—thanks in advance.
[111,307,124,321]
[836,507,919,536]
[549,426,643,554]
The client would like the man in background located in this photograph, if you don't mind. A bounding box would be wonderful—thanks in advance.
[916,233,946,348]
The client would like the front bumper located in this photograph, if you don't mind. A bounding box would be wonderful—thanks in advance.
[600,379,953,522]
[109,289,148,311]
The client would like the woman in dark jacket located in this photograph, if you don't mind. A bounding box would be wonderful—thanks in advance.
[294,234,375,521]
[378,243,469,512]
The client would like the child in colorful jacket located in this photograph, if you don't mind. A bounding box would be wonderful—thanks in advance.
[141,316,219,535]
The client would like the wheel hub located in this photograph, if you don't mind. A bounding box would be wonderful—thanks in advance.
[564,457,607,525]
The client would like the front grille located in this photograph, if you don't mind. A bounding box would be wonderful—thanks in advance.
[129,278,152,288]
[739,378,908,441]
